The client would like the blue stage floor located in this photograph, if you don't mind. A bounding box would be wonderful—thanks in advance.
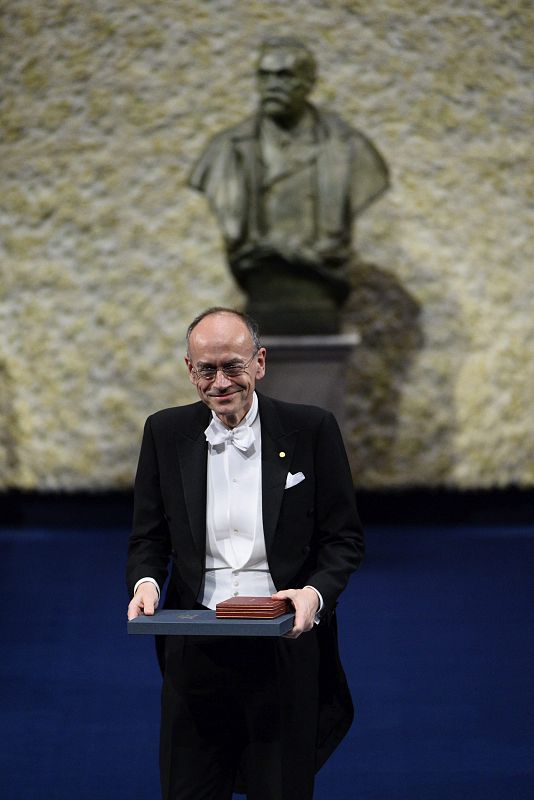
[1,523,533,799]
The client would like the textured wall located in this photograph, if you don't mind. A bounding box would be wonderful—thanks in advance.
[1,0,532,490]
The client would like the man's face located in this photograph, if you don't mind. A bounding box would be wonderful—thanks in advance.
[256,48,314,122]
[185,313,266,428]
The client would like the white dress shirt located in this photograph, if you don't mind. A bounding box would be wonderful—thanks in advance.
[200,391,277,607]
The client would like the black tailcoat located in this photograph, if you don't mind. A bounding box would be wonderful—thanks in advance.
[127,392,364,770]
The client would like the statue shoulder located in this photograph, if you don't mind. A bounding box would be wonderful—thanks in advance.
[313,105,390,212]
[198,114,258,149]
[188,117,256,191]
[314,106,355,139]
[315,106,380,150]
[188,115,258,189]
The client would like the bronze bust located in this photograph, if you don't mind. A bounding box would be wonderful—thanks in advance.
[189,37,389,334]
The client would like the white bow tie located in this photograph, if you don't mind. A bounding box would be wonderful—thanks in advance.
[205,420,255,452]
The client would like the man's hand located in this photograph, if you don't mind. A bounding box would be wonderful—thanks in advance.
[127,582,159,620]
[272,587,319,639]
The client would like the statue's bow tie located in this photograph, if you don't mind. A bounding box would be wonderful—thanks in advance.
[205,421,255,452]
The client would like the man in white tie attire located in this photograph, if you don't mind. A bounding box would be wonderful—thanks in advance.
[126,307,364,800]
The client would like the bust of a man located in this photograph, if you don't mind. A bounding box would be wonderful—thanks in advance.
[189,37,389,334]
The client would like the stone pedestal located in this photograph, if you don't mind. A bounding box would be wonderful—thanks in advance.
[259,333,360,434]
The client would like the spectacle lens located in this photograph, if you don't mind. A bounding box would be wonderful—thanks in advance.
[193,350,259,382]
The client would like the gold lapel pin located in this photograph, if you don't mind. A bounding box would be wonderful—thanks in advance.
[279,451,286,458]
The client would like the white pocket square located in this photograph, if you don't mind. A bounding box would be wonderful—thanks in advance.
[285,471,305,489]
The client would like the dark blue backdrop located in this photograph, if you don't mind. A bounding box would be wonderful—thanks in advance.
[1,517,533,799]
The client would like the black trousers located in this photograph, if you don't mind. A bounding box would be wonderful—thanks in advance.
[160,630,320,800]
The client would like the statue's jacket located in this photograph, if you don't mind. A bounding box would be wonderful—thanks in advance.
[188,105,389,301]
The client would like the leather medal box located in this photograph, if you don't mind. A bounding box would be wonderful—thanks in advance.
[215,596,292,618]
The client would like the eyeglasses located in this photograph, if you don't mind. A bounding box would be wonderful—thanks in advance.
[190,350,259,382]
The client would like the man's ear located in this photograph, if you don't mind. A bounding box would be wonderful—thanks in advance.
[185,356,196,384]
[255,347,267,380]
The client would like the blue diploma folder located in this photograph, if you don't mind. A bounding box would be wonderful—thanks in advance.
[128,609,295,637]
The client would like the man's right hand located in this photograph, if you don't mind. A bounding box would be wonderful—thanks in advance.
[127,582,159,620]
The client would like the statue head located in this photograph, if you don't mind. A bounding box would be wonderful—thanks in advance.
[256,37,317,124]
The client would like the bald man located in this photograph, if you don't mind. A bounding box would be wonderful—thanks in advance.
[127,307,363,800]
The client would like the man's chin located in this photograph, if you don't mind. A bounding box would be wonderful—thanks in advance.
[207,393,240,412]
[206,391,250,425]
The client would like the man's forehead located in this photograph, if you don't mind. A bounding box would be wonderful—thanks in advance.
[258,48,304,73]
[190,341,251,365]
[189,315,251,352]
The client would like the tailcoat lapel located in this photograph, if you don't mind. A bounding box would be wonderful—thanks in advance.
[176,405,210,558]
[258,394,299,555]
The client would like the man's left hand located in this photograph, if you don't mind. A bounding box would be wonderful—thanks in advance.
[272,587,319,639]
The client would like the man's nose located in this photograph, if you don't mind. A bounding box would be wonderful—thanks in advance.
[212,368,233,389]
